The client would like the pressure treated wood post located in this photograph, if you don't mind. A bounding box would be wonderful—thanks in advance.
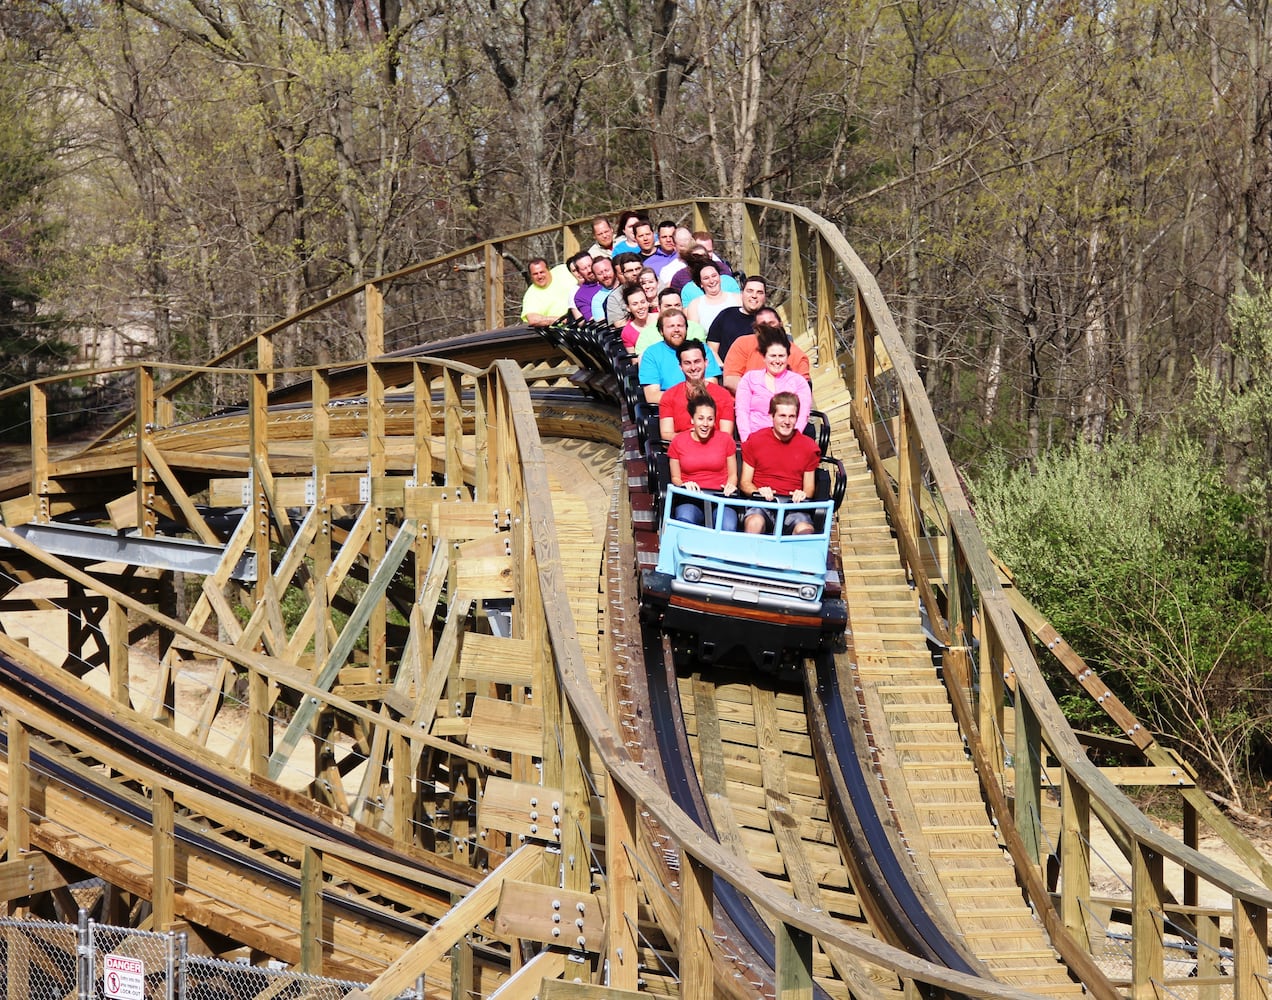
[250,371,271,608]
[775,921,814,1000]
[789,218,811,343]
[679,852,714,1000]
[741,202,762,278]
[1059,768,1092,950]
[1130,838,1165,1000]
[7,719,29,859]
[485,243,505,330]
[474,377,491,501]
[312,368,332,671]
[977,613,1006,777]
[815,236,837,369]
[109,599,130,705]
[604,775,639,991]
[852,287,875,447]
[301,846,323,974]
[391,729,412,844]
[257,331,275,390]
[29,383,48,523]
[367,360,387,678]
[561,224,580,260]
[151,785,175,929]
[1013,690,1043,865]
[443,369,464,487]
[1232,899,1268,1000]
[248,664,269,777]
[1196,910,1221,1000]
[365,281,384,358]
[136,365,156,538]
[896,400,920,541]
[692,201,711,234]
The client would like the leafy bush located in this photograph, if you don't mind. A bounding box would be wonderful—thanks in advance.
[969,435,1272,807]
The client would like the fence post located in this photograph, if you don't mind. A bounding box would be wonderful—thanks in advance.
[165,927,176,1000]
[77,909,92,1000]
[175,930,188,1000]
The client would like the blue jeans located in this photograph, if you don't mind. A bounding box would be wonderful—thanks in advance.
[673,498,738,532]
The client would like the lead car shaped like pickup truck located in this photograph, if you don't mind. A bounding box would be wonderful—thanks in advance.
[640,485,847,670]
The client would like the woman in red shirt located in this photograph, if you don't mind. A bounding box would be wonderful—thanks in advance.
[667,394,739,531]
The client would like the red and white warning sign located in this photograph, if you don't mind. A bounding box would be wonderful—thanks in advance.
[103,953,145,1000]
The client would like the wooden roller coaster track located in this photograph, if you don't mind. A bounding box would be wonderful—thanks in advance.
[0,199,1268,1000]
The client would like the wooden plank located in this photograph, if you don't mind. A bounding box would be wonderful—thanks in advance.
[538,982,645,1000]
[460,631,534,687]
[1098,766,1194,787]
[467,698,543,757]
[487,948,568,1000]
[494,880,604,950]
[479,777,565,840]
[0,853,67,901]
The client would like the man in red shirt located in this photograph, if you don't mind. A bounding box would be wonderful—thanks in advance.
[740,392,821,534]
[658,340,735,440]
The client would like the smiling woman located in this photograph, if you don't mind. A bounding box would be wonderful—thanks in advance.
[733,326,811,440]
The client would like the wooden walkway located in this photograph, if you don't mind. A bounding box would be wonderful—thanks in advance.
[809,358,1085,996]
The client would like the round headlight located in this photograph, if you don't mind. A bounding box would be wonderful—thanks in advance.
[683,565,703,583]
[799,584,818,601]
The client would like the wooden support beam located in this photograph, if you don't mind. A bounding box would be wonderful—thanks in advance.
[268,521,417,780]
[485,243,505,331]
[443,368,464,487]
[775,920,814,1000]
[789,218,811,342]
[1232,899,1269,1000]
[1060,768,1092,950]
[109,599,130,706]
[350,844,544,1000]
[678,853,714,1000]
[1013,690,1043,865]
[365,282,384,358]
[135,365,156,539]
[7,719,29,860]
[741,202,762,278]
[978,615,1006,777]
[1130,839,1165,1000]
[0,853,67,902]
[604,774,640,992]
[29,384,48,524]
[851,286,875,446]
[815,235,837,369]
[151,785,175,929]
[300,846,323,975]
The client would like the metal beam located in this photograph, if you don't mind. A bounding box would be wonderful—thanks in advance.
[3,521,256,582]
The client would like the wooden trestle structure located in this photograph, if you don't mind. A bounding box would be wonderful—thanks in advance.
[0,199,1269,1000]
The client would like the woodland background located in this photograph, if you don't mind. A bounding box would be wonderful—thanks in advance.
[3,0,1272,809]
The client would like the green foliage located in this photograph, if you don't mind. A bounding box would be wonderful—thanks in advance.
[0,43,73,393]
[1193,278,1272,579]
[970,435,1272,804]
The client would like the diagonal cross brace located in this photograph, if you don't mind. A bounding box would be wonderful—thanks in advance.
[267,519,418,781]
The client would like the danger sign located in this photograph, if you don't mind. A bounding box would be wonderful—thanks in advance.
[103,953,145,1000]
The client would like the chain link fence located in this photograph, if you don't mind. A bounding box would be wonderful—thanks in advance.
[0,911,421,1000]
